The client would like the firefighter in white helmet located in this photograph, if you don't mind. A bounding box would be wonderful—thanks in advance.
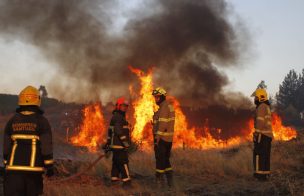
[152,87,175,187]
[3,86,54,195]
[251,87,273,181]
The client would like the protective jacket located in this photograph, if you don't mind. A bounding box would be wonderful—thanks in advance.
[254,102,273,138]
[3,106,53,173]
[107,110,130,150]
[153,100,175,142]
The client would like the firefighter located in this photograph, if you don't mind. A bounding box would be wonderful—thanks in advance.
[105,97,131,187]
[3,86,54,196]
[152,87,175,187]
[251,88,273,181]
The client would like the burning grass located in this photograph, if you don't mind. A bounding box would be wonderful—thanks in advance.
[69,67,297,153]
[70,102,106,152]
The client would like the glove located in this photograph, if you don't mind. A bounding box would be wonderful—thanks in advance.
[46,166,54,177]
[154,136,160,146]
[0,166,5,177]
[102,143,110,153]
[122,141,130,149]
[154,137,160,152]
[3,159,7,167]
[253,132,259,143]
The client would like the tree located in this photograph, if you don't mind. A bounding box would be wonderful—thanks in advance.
[295,68,304,112]
[298,68,304,85]
[283,104,299,125]
[276,69,299,111]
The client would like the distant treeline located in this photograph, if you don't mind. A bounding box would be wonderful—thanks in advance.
[275,69,304,127]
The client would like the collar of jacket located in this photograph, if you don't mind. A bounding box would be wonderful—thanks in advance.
[256,101,271,109]
[16,105,44,115]
[112,109,126,117]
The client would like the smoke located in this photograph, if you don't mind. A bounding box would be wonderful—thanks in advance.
[0,0,250,106]
[125,0,250,106]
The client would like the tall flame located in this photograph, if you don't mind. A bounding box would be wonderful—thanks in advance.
[70,102,106,152]
[129,66,157,143]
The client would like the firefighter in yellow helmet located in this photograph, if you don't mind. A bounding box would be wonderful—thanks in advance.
[251,88,273,181]
[152,87,175,187]
[3,86,54,195]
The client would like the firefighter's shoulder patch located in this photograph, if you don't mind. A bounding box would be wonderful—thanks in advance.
[12,123,37,132]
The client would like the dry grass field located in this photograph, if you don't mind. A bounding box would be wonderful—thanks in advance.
[39,132,304,196]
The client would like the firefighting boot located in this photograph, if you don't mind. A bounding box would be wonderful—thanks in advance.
[110,177,121,186]
[155,172,165,189]
[165,171,174,188]
[259,174,268,181]
[122,180,132,189]
[254,173,268,182]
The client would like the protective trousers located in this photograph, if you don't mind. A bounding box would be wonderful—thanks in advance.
[4,172,43,196]
[253,133,272,179]
[155,139,173,178]
[111,150,131,182]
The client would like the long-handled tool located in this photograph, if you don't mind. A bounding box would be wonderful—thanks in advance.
[54,153,107,183]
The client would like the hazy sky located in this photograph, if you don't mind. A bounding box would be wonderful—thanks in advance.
[227,0,304,97]
[0,0,303,100]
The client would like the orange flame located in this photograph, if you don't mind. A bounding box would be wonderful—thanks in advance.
[71,102,106,152]
[272,113,297,140]
[169,96,244,149]
[129,66,157,148]
[129,67,297,150]
[70,68,297,151]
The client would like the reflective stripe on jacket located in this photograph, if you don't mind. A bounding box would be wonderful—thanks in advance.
[3,106,53,172]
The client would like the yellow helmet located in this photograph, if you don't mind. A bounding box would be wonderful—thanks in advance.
[152,87,167,96]
[18,86,41,106]
[251,88,268,102]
